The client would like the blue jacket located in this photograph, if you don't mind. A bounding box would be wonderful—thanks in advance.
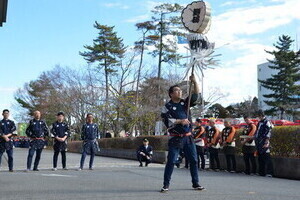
[26,119,49,138]
[255,117,273,154]
[81,123,99,141]
[51,121,70,139]
[161,93,198,135]
[0,119,17,143]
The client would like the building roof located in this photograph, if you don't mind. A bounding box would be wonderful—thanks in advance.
[0,0,8,27]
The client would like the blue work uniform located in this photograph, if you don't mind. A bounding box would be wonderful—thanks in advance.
[137,145,153,166]
[25,119,49,170]
[161,93,200,187]
[255,117,274,176]
[51,121,70,168]
[0,119,17,171]
[80,123,99,169]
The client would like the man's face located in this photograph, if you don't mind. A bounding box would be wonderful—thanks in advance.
[170,87,182,99]
[143,141,149,146]
[258,116,264,121]
[2,111,9,119]
[245,118,251,124]
[34,111,41,119]
[57,115,64,122]
[224,121,230,127]
[209,121,215,126]
[87,115,94,123]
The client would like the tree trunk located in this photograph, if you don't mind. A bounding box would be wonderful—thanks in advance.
[103,61,109,136]
[157,13,164,105]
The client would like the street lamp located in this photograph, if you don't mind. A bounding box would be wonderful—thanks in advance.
[0,0,8,27]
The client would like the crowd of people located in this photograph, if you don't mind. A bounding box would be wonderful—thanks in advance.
[0,74,274,193]
[190,116,274,177]
[0,109,100,172]
[159,74,274,192]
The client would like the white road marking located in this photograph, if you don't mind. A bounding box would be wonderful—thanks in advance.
[40,174,76,178]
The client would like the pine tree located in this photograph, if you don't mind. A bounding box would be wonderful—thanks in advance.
[134,21,155,107]
[259,35,300,119]
[80,21,126,132]
[147,3,184,80]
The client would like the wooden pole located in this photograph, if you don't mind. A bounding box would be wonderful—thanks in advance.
[186,65,195,120]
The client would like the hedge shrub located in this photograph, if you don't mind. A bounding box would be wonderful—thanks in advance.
[68,126,300,158]
[99,135,169,151]
[233,126,300,158]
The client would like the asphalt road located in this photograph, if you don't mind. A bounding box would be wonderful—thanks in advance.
[0,148,299,200]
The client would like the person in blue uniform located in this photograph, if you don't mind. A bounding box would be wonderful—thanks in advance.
[51,112,70,171]
[255,110,274,177]
[0,109,17,172]
[25,110,49,171]
[79,113,99,170]
[136,138,153,167]
[160,74,205,192]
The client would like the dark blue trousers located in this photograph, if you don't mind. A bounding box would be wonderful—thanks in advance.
[80,149,95,169]
[27,148,43,170]
[163,136,199,187]
[0,149,13,170]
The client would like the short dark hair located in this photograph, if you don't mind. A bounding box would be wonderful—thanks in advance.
[2,109,9,113]
[196,118,202,123]
[143,138,149,142]
[57,112,64,116]
[243,115,249,120]
[168,85,180,98]
[86,113,93,118]
[257,110,265,117]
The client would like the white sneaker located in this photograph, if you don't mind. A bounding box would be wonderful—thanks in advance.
[52,168,57,171]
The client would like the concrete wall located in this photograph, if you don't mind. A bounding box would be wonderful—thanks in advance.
[67,142,167,164]
[96,149,168,164]
[68,142,300,180]
[218,153,300,180]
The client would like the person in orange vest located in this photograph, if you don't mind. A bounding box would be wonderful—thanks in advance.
[205,119,220,171]
[193,118,206,170]
[241,116,257,175]
[221,119,236,173]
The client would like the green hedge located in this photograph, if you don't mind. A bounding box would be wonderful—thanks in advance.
[99,136,169,151]
[234,126,300,158]
[269,126,300,157]
[67,136,169,152]
[68,126,300,158]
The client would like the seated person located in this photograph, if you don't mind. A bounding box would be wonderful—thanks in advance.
[136,138,153,167]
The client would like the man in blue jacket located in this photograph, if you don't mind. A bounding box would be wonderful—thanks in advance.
[25,110,49,171]
[79,113,99,170]
[160,74,205,192]
[137,138,153,167]
[51,112,70,171]
[255,110,274,177]
[0,109,17,172]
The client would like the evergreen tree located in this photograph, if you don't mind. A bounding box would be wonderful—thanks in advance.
[15,72,60,124]
[207,103,229,118]
[259,35,300,119]
[80,21,126,132]
[134,21,155,107]
[146,3,184,80]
